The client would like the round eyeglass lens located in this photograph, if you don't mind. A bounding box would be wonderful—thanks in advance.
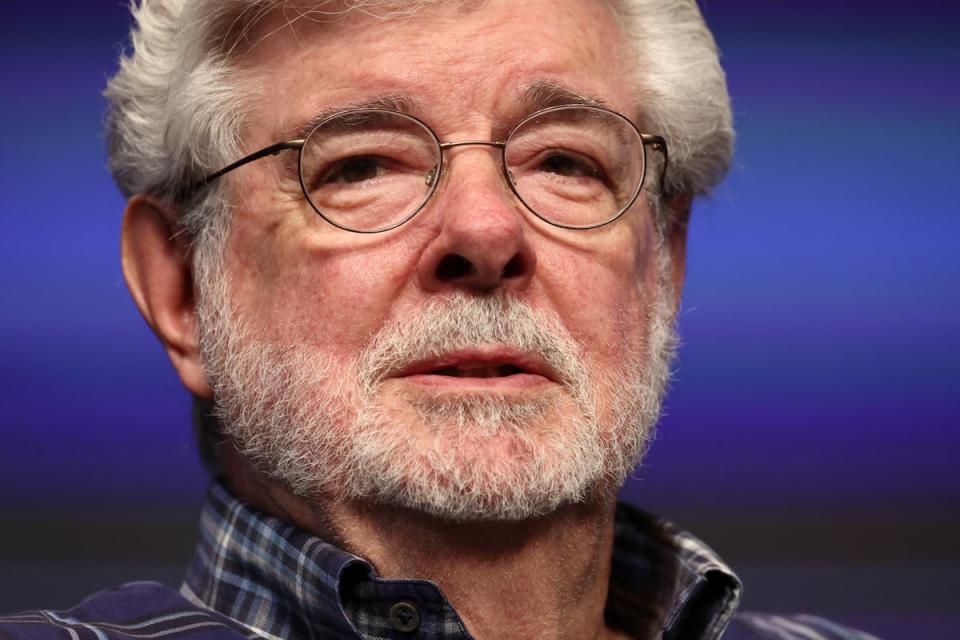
[504,106,646,229]
[299,109,441,232]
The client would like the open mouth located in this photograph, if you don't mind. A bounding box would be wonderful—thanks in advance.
[389,348,556,385]
[429,363,527,378]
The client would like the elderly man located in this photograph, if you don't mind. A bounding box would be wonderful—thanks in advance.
[0,1,878,639]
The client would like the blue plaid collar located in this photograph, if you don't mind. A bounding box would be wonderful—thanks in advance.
[182,481,741,640]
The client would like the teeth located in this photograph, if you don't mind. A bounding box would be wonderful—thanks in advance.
[431,364,524,378]
[458,365,499,378]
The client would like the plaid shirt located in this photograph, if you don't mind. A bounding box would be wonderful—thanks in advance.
[180,483,879,640]
[0,481,881,639]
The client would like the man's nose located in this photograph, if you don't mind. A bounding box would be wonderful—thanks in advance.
[416,149,537,294]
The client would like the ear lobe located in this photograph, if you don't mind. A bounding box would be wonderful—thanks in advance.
[121,195,213,398]
[664,193,693,304]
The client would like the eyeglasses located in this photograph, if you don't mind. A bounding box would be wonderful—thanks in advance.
[191,105,668,233]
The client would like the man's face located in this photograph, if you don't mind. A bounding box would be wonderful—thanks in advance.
[200,0,679,519]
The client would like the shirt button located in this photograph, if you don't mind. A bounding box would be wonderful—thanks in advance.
[389,601,421,633]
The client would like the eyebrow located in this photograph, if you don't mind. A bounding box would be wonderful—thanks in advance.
[282,82,608,142]
[520,81,608,113]
[287,94,423,141]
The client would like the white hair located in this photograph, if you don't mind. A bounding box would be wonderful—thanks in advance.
[197,250,677,520]
[104,0,732,464]
[104,0,732,214]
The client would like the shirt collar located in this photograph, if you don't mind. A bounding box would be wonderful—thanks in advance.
[609,504,742,639]
[182,481,741,640]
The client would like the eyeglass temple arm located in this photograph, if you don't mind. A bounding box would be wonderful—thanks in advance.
[640,134,669,195]
[181,140,305,197]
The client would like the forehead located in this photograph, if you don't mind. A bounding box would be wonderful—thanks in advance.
[236,0,637,140]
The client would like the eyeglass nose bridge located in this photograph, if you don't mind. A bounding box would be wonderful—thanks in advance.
[426,140,508,188]
[439,140,507,150]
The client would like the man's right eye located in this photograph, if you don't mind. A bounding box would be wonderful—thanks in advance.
[319,155,386,184]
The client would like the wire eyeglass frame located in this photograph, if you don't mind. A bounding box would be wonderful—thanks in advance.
[186,104,669,234]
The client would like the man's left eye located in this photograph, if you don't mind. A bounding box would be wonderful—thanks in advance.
[539,153,602,180]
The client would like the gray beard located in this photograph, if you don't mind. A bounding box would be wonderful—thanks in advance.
[197,261,677,521]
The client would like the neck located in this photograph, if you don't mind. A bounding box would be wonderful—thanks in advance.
[223,450,632,640]
[337,499,624,640]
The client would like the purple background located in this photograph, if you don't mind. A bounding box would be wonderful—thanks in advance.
[1,1,958,637]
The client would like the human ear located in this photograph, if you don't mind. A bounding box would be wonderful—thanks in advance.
[121,195,213,398]
[664,193,693,304]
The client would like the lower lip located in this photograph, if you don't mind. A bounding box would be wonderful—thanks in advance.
[396,373,553,390]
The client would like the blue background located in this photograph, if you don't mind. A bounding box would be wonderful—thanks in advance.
[1,1,958,637]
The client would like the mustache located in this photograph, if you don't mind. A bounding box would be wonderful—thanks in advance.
[355,292,588,391]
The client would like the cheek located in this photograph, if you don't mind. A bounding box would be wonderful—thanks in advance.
[226,218,418,358]
[540,221,659,360]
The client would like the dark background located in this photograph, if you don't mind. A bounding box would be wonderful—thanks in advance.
[1,1,958,638]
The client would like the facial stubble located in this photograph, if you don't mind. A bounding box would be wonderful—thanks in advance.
[198,256,677,522]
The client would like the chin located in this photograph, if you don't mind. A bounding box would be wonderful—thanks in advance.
[328,391,627,522]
